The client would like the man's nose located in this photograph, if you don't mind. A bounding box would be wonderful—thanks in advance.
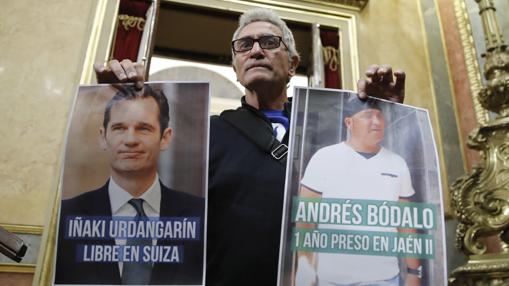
[123,128,139,145]
[249,41,264,57]
[371,115,382,125]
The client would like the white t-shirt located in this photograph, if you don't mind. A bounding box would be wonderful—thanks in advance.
[300,142,415,284]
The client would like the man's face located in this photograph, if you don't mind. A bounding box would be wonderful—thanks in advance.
[100,97,171,176]
[232,21,298,90]
[345,108,385,146]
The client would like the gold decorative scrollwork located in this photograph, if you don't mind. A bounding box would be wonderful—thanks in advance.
[451,165,486,254]
[322,46,339,72]
[498,143,509,163]
[467,127,487,150]
[452,115,509,258]
[449,253,509,286]
[118,14,145,31]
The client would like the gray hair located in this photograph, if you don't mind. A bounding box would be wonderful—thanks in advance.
[232,8,300,60]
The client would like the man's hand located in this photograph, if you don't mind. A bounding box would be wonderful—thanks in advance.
[94,59,145,89]
[357,64,405,103]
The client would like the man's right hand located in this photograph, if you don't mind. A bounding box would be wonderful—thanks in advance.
[94,59,145,89]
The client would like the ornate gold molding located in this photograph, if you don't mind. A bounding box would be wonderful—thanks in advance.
[451,118,509,255]
[0,263,35,274]
[140,0,161,77]
[118,14,145,31]
[0,225,40,274]
[32,183,61,285]
[218,0,367,12]
[80,0,110,84]
[80,0,119,84]
[450,253,509,285]
[322,46,339,71]
[215,0,358,18]
[474,0,509,117]
[298,0,368,11]
[0,224,43,235]
[453,0,490,125]
[450,0,509,284]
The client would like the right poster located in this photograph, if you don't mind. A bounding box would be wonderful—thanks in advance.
[279,87,447,286]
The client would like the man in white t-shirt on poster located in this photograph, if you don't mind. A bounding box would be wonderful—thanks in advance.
[297,97,421,286]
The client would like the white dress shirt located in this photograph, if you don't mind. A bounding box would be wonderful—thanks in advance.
[107,175,161,275]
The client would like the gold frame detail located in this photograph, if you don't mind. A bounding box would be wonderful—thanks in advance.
[298,0,368,11]
[453,0,490,125]
[80,0,112,84]
[0,264,36,274]
[0,224,43,235]
[80,0,120,85]
[228,0,359,18]
[32,183,60,285]
[0,224,41,274]
[450,0,509,284]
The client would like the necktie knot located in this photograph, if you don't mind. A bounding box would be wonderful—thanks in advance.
[122,198,151,284]
[128,199,147,217]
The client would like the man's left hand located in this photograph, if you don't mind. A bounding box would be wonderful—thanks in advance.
[357,64,405,103]
[94,59,145,89]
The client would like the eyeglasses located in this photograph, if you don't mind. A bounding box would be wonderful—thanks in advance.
[232,35,287,53]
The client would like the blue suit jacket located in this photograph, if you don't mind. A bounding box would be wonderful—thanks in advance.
[55,182,204,285]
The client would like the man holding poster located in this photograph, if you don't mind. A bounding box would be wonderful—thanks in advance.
[93,8,408,285]
[297,97,421,286]
[55,85,204,285]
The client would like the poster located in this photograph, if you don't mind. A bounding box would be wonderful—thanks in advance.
[54,82,209,285]
[278,87,447,286]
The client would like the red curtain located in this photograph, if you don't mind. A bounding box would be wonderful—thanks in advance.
[320,28,341,89]
[112,0,151,61]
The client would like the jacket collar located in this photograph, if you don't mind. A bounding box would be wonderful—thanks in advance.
[240,96,292,122]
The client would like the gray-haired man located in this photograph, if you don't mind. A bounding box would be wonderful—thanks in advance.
[95,8,406,285]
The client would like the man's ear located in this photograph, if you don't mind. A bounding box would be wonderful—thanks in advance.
[344,117,353,130]
[288,55,300,77]
[159,127,173,150]
[232,59,238,80]
[99,127,107,150]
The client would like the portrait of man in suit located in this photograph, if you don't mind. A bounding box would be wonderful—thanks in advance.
[54,84,205,285]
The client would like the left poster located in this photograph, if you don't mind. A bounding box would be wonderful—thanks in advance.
[53,82,209,285]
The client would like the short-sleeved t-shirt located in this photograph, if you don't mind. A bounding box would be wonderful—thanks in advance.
[301,142,415,284]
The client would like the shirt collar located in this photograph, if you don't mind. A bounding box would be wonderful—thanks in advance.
[240,96,292,124]
[108,175,161,215]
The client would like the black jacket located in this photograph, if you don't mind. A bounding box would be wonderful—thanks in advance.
[207,97,291,286]
[55,182,204,285]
